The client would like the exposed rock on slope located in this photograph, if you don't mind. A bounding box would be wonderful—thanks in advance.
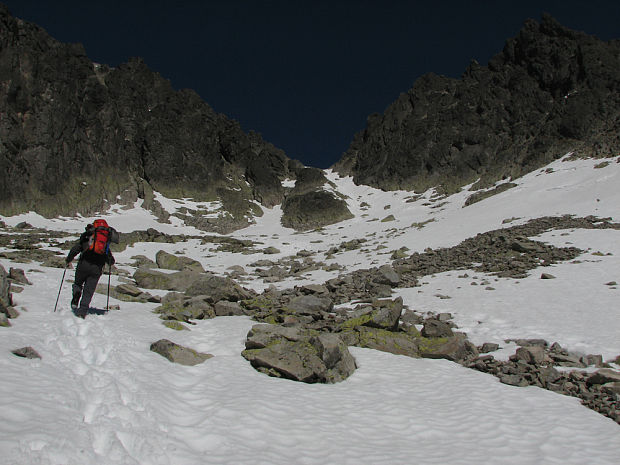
[280,167,353,231]
[334,15,620,192]
[0,5,297,230]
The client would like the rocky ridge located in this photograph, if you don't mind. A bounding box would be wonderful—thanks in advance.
[335,15,620,194]
[0,4,302,231]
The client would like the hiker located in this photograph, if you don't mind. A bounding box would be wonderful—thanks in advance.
[65,219,118,317]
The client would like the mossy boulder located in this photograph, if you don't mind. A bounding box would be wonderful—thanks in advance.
[342,326,477,362]
[345,326,420,356]
[162,321,190,331]
[132,269,203,291]
[155,250,204,272]
[154,295,215,322]
[242,324,357,383]
[286,295,333,319]
[184,274,254,302]
[340,297,403,332]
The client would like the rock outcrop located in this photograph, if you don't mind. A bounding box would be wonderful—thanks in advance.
[280,168,353,231]
[242,324,357,383]
[0,5,298,230]
[334,15,620,193]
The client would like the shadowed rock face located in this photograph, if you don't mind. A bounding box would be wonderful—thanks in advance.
[280,167,353,231]
[0,5,294,223]
[334,14,620,193]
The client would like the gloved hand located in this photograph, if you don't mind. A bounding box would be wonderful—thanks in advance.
[107,255,115,266]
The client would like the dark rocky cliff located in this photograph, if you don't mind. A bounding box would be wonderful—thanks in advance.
[0,4,300,231]
[334,15,620,192]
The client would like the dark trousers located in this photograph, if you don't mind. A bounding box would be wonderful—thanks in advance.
[72,259,103,311]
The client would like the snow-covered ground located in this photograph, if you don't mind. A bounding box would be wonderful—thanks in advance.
[1,155,619,464]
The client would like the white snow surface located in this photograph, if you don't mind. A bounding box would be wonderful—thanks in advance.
[1,155,619,464]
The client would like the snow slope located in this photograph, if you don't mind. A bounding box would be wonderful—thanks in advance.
[1,155,619,464]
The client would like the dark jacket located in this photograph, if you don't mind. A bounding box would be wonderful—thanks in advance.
[67,230,115,269]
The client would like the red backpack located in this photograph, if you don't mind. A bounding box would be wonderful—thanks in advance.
[87,219,115,255]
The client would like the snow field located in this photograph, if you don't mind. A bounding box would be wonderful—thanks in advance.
[1,155,619,464]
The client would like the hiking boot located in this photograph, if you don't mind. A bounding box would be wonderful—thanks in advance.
[75,308,87,319]
[71,292,81,310]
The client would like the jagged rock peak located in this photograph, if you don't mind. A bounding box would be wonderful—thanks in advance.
[334,15,620,193]
[0,4,299,231]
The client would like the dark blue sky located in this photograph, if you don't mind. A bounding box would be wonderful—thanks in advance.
[4,1,619,167]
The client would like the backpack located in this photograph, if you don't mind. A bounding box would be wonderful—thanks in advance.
[85,219,119,255]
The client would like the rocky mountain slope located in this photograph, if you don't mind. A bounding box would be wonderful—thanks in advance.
[334,14,620,193]
[0,4,308,231]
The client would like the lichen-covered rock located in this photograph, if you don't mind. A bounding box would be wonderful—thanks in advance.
[184,274,254,302]
[155,250,204,272]
[132,269,203,291]
[286,295,333,319]
[150,339,212,365]
[154,295,215,322]
[421,319,454,338]
[214,300,246,316]
[0,313,11,327]
[131,255,157,269]
[341,297,403,332]
[242,324,356,383]
[348,326,420,357]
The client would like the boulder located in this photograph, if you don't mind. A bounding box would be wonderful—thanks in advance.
[286,295,333,319]
[97,283,160,303]
[479,342,500,353]
[0,264,11,311]
[9,268,31,285]
[299,284,330,295]
[242,324,356,383]
[281,190,354,231]
[133,269,203,292]
[12,346,41,359]
[422,336,479,362]
[421,319,454,338]
[115,283,144,297]
[214,300,246,316]
[371,265,401,286]
[351,326,420,357]
[512,346,547,365]
[341,297,403,332]
[150,339,213,366]
[131,255,158,268]
[155,250,204,272]
[0,313,11,327]
[154,295,215,322]
[185,274,254,302]
[587,369,620,386]
[245,324,304,349]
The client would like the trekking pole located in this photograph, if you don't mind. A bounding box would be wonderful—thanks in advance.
[53,266,68,312]
[106,263,111,310]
